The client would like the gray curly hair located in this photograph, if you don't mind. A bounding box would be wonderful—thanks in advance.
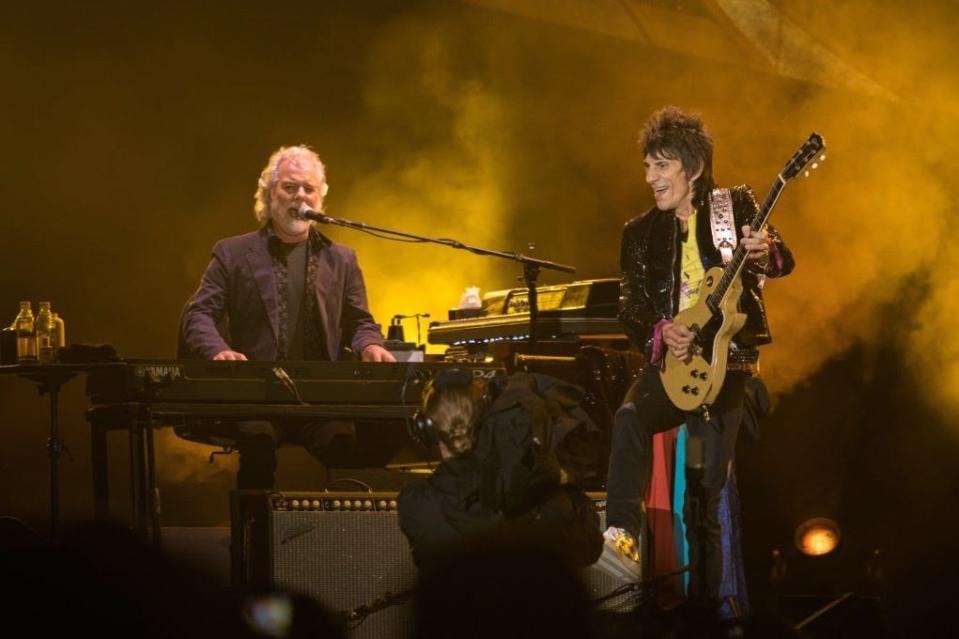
[253,145,328,223]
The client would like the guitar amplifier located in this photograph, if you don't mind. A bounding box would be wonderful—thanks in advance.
[231,490,639,639]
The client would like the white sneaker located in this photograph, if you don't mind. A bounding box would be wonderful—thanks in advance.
[595,527,642,583]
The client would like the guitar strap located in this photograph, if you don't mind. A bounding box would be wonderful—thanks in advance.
[709,188,737,264]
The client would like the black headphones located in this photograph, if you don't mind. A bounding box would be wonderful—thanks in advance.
[408,368,489,449]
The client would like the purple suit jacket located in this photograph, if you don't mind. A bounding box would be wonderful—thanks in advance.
[182,226,384,361]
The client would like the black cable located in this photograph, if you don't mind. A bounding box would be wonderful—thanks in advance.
[591,565,690,608]
[339,587,417,627]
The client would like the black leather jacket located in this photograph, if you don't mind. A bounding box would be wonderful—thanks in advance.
[618,185,795,363]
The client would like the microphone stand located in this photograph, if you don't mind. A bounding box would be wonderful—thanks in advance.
[685,436,708,604]
[302,210,576,346]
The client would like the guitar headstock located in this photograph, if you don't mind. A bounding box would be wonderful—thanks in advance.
[782,132,826,181]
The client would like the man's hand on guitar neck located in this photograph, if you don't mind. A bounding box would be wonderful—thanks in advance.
[742,225,771,262]
[663,322,695,360]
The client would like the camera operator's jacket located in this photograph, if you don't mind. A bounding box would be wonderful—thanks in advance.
[397,373,603,571]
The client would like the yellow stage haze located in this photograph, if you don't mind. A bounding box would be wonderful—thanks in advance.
[740,4,959,434]
[335,15,513,353]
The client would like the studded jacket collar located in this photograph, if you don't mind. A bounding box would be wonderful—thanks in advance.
[618,184,795,363]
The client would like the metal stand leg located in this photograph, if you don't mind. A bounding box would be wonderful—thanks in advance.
[36,372,74,542]
[144,416,162,547]
[128,417,146,536]
[89,404,161,542]
[91,421,110,522]
[46,383,62,541]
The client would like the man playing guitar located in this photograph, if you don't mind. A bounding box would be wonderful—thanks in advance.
[604,106,795,605]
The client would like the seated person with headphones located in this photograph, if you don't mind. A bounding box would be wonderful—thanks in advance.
[398,369,604,572]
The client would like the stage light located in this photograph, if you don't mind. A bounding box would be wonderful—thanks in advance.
[794,517,841,556]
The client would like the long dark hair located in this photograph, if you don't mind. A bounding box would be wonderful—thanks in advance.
[420,376,489,455]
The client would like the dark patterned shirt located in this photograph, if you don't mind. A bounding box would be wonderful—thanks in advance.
[266,225,329,360]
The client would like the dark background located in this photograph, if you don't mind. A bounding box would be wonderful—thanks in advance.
[2,0,957,631]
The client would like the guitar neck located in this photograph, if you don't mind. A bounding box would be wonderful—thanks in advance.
[707,175,787,309]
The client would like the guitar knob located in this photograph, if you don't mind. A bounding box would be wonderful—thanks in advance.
[682,385,691,394]
[691,387,700,396]
[690,369,699,377]
[699,372,707,380]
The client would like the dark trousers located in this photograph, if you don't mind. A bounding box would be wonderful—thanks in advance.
[606,366,747,601]
[235,420,356,489]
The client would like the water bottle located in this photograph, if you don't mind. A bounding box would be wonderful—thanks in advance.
[36,301,57,364]
[15,301,37,363]
[51,312,66,348]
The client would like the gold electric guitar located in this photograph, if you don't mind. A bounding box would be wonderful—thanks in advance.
[660,132,825,412]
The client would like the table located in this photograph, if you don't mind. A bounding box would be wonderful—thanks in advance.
[0,363,101,539]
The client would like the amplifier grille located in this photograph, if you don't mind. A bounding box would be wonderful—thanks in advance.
[232,491,637,639]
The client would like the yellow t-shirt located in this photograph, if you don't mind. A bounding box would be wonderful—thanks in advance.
[678,213,705,312]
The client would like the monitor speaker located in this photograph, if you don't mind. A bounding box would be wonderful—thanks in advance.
[231,490,638,638]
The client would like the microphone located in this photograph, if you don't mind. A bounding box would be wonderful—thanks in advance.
[297,202,330,223]
[393,313,431,320]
